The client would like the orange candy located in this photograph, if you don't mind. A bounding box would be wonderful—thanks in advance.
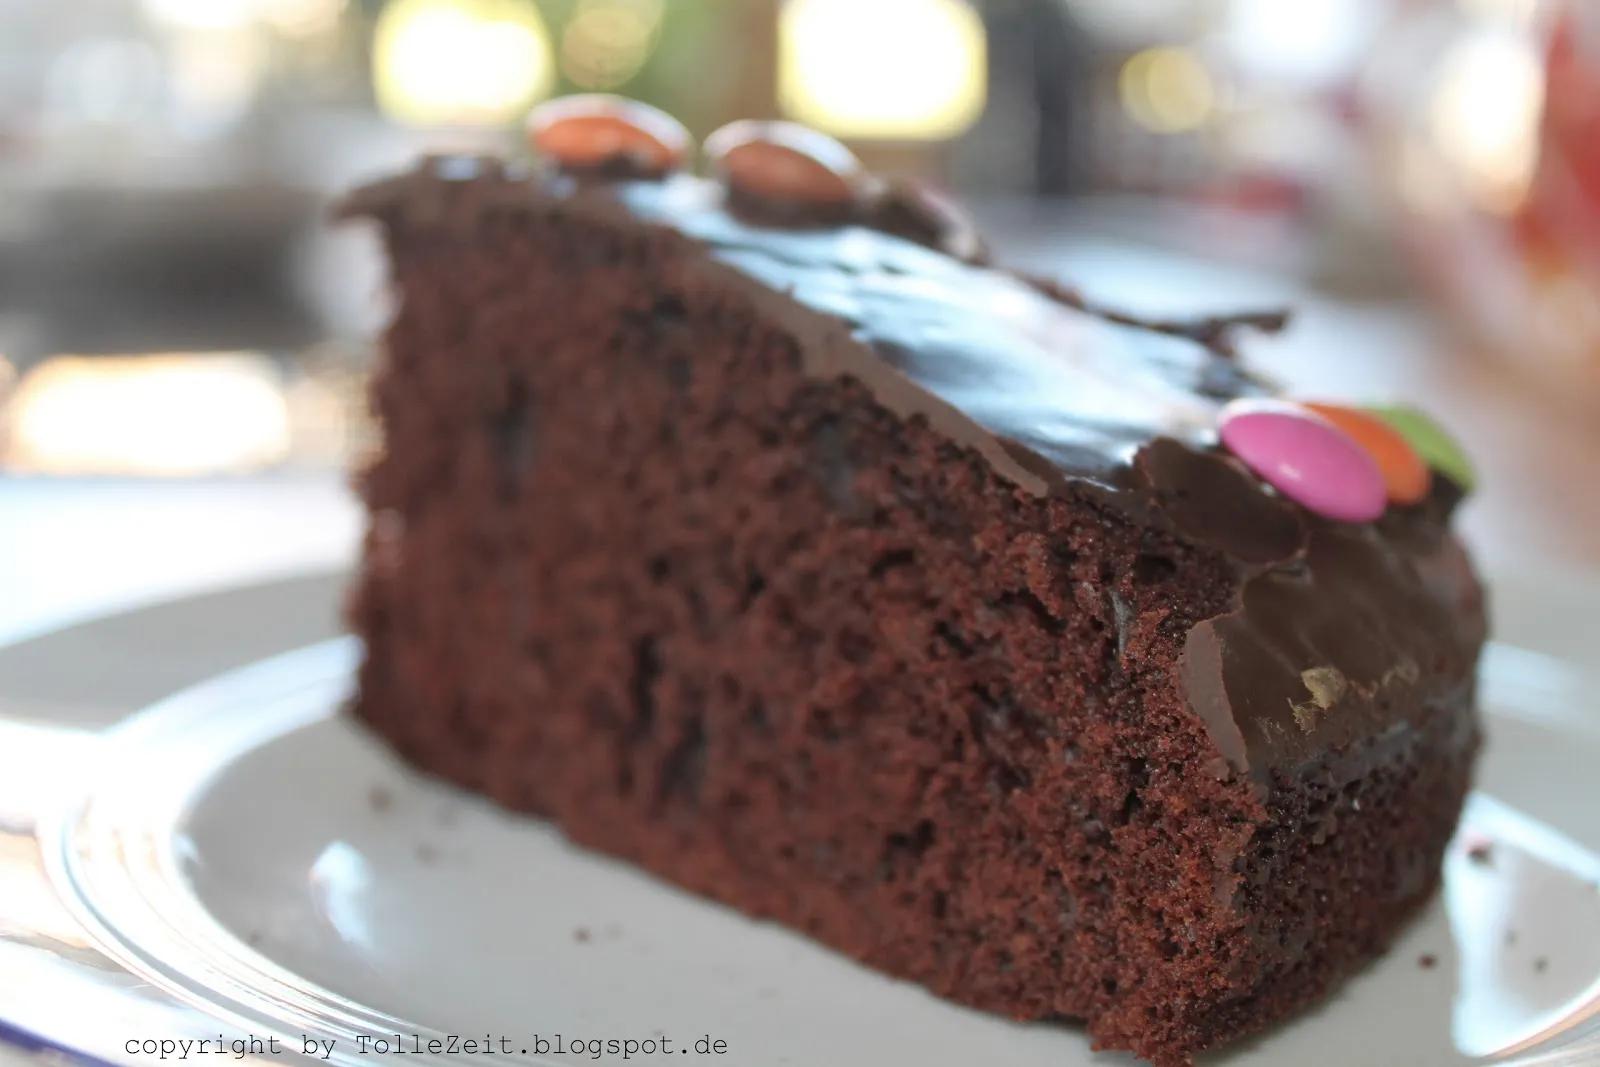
[526,94,691,176]
[1304,402,1431,505]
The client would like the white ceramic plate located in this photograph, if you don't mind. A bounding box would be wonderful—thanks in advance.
[0,575,1598,1066]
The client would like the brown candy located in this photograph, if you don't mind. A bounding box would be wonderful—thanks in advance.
[704,120,864,210]
[526,94,691,178]
[871,178,988,262]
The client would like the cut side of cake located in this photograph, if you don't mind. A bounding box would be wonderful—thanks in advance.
[341,113,1485,1066]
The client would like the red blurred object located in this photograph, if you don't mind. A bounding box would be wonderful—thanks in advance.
[1367,1,1600,403]
[1530,13,1600,278]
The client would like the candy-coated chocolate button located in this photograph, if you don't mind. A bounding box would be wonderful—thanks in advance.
[1304,402,1431,505]
[526,94,690,176]
[874,178,987,261]
[705,120,863,207]
[1218,400,1387,523]
[1366,404,1476,492]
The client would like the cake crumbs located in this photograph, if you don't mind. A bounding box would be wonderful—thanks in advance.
[1418,954,1437,969]
[1467,842,1494,866]
[368,785,393,813]
[573,927,592,943]
[1505,930,1518,946]
[1301,666,1348,709]
[1289,667,1347,733]
[416,842,438,865]
[1534,957,1549,974]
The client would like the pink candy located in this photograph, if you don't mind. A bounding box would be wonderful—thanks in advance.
[1218,400,1387,523]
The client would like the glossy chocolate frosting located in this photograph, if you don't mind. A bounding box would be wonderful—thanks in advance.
[341,156,1486,783]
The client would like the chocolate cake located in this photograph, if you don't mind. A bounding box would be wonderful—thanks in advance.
[341,98,1486,1066]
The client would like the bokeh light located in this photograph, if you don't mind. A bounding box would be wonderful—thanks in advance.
[1223,0,1382,88]
[1119,47,1215,135]
[560,0,664,91]
[4,355,291,476]
[373,0,554,127]
[1428,29,1545,215]
[778,0,986,141]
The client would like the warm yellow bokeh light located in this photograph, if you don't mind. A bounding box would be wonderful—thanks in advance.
[779,0,987,141]
[374,0,554,127]
[560,0,663,91]
[3,354,291,476]
[1119,46,1215,135]
[1428,30,1544,215]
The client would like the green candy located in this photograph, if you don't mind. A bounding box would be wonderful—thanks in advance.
[1367,404,1476,493]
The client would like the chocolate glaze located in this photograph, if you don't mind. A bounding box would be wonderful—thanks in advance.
[339,156,1485,783]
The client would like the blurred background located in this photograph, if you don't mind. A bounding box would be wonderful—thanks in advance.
[0,0,1597,654]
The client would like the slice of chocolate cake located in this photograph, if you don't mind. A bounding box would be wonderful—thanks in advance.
[341,98,1486,1066]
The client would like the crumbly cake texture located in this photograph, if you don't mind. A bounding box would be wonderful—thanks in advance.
[342,158,1486,1066]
